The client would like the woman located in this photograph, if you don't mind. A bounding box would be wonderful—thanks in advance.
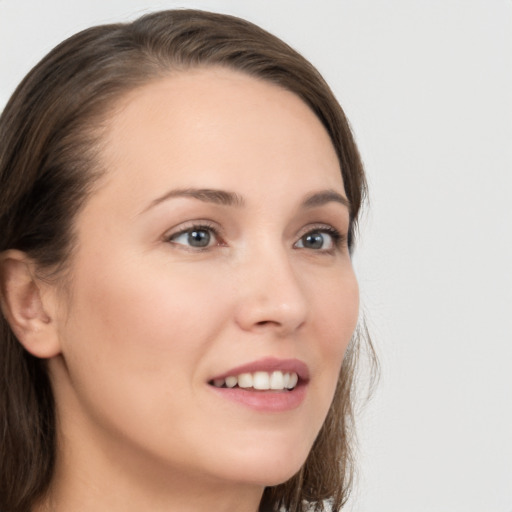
[0,9,374,512]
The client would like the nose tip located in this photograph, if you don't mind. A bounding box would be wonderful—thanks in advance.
[236,293,307,336]
[234,254,308,336]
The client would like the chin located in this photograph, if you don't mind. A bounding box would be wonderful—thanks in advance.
[216,441,312,488]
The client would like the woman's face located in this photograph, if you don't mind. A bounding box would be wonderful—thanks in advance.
[50,68,359,491]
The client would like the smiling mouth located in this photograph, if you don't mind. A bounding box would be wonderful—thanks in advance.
[209,371,299,391]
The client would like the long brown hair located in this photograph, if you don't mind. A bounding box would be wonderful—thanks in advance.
[0,9,375,512]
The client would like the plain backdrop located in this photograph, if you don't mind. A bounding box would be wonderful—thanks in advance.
[1,1,511,511]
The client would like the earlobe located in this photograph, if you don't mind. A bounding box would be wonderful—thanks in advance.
[0,250,61,358]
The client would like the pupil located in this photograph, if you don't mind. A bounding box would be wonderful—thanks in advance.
[188,230,210,247]
[304,233,323,249]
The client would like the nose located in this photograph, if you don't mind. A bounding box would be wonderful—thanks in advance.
[234,245,308,336]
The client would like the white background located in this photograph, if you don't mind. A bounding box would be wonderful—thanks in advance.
[1,1,511,511]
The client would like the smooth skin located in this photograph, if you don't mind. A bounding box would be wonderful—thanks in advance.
[2,68,359,512]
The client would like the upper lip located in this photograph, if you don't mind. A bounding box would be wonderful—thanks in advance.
[209,357,310,382]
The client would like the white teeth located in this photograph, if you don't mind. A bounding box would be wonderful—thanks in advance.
[253,371,270,390]
[287,372,298,390]
[225,376,238,388]
[238,373,253,388]
[270,371,285,390]
[211,371,299,391]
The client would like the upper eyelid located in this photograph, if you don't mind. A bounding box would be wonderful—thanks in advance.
[295,222,345,237]
[163,220,221,240]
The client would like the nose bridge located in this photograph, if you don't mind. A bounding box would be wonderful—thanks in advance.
[234,238,308,334]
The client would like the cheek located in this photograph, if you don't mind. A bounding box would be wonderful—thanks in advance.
[68,263,220,367]
[313,267,359,350]
[58,255,226,419]
[295,265,358,410]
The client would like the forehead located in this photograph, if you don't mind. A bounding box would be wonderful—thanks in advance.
[94,67,344,208]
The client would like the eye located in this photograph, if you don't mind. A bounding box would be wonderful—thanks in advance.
[167,224,221,249]
[294,227,343,252]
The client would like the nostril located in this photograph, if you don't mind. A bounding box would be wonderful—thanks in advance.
[255,320,281,328]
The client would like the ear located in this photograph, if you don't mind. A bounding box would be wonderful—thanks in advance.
[0,250,61,358]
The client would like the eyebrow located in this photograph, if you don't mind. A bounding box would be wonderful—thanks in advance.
[302,189,351,211]
[142,187,350,213]
[142,187,245,213]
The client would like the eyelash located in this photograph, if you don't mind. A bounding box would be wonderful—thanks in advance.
[165,222,224,251]
[295,225,346,253]
[165,222,346,253]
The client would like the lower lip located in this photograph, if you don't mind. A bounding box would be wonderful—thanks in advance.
[209,383,307,412]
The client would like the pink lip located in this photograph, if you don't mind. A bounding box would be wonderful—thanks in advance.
[208,357,309,413]
[209,357,310,382]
